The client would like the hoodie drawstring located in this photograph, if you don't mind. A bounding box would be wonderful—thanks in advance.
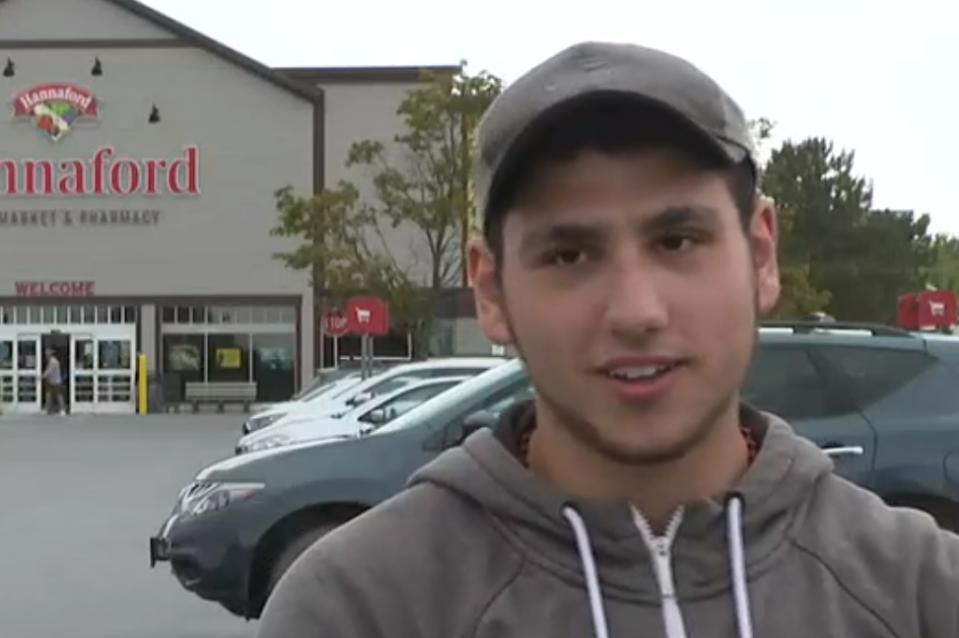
[725,495,754,638]
[561,496,754,638]
[562,506,611,638]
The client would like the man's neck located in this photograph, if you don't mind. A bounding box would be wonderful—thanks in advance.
[527,400,749,533]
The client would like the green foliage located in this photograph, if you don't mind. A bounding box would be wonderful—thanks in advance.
[272,67,503,357]
[762,137,934,323]
[769,264,832,320]
[347,65,502,290]
[271,183,384,303]
[926,234,959,293]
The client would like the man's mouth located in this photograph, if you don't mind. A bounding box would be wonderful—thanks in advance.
[606,363,681,382]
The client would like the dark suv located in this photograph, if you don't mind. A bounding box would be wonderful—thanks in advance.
[746,321,959,529]
[150,321,959,619]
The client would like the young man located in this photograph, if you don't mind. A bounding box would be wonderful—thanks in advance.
[258,42,959,637]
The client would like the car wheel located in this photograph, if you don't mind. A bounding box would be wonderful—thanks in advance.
[266,522,340,597]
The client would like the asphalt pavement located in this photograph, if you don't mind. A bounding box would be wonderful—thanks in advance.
[0,412,258,638]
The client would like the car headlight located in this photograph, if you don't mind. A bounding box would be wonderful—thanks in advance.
[183,481,264,517]
[244,413,285,433]
[241,433,291,454]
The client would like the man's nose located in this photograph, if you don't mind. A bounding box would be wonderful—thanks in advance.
[601,259,670,338]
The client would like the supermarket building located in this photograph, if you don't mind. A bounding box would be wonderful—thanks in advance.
[0,0,488,414]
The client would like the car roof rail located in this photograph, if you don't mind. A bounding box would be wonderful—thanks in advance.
[760,320,914,337]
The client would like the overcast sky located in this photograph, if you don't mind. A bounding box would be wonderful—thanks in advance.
[143,0,959,235]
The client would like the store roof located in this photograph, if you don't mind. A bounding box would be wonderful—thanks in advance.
[0,0,457,102]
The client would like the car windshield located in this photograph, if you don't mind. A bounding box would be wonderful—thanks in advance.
[298,375,361,402]
[359,379,464,424]
[376,359,527,434]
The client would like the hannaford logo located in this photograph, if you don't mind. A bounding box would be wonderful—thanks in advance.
[12,83,99,141]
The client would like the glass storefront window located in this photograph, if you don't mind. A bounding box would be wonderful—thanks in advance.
[15,307,27,324]
[123,306,137,324]
[18,340,37,370]
[234,307,251,324]
[162,334,205,403]
[0,340,12,370]
[98,340,131,371]
[110,307,123,324]
[96,306,109,323]
[69,306,82,324]
[56,306,69,324]
[191,306,206,324]
[253,334,295,402]
[29,307,42,324]
[251,307,266,324]
[83,306,96,324]
[0,307,8,325]
[208,334,250,383]
[74,340,94,371]
[176,306,191,324]
[42,306,55,324]
[161,306,175,324]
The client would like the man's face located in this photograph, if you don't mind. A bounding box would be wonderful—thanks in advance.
[470,148,780,464]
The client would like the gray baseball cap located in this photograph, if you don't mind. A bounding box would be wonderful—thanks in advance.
[475,41,757,225]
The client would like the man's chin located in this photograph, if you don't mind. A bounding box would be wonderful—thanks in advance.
[593,433,702,466]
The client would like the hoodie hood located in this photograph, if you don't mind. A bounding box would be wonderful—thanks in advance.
[408,403,833,603]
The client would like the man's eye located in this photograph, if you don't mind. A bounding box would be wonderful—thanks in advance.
[546,248,587,266]
[659,234,696,252]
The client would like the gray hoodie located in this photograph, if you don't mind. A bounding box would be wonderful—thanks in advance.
[257,405,959,637]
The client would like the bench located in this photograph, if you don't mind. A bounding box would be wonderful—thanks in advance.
[183,382,258,413]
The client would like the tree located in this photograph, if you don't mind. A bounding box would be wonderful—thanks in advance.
[344,65,502,356]
[270,183,390,303]
[926,234,959,293]
[270,183,438,344]
[347,65,502,291]
[769,264,833,320]
[761,137,933,322]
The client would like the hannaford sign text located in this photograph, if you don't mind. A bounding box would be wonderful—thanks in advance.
[0,146,199,197]
[13,84,98,118]
[0,209,162,227]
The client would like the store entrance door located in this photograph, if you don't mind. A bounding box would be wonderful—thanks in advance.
[69,325,136,414]
[11,334,42,414]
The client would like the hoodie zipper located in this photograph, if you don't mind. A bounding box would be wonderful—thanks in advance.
[631,506,689,638]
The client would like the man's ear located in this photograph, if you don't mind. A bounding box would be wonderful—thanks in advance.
[751,195,781,315]
[467,236,514,346]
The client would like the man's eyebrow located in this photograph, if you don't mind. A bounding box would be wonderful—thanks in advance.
[518,222,609,253]
[637,205,722,234]
[516,206,721,253]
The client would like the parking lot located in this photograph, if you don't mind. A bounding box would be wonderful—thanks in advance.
[0,413,257,638]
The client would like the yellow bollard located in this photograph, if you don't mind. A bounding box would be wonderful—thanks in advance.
[138,354,148,415]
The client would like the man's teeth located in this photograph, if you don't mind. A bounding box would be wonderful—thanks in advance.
[609,364,675,380]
